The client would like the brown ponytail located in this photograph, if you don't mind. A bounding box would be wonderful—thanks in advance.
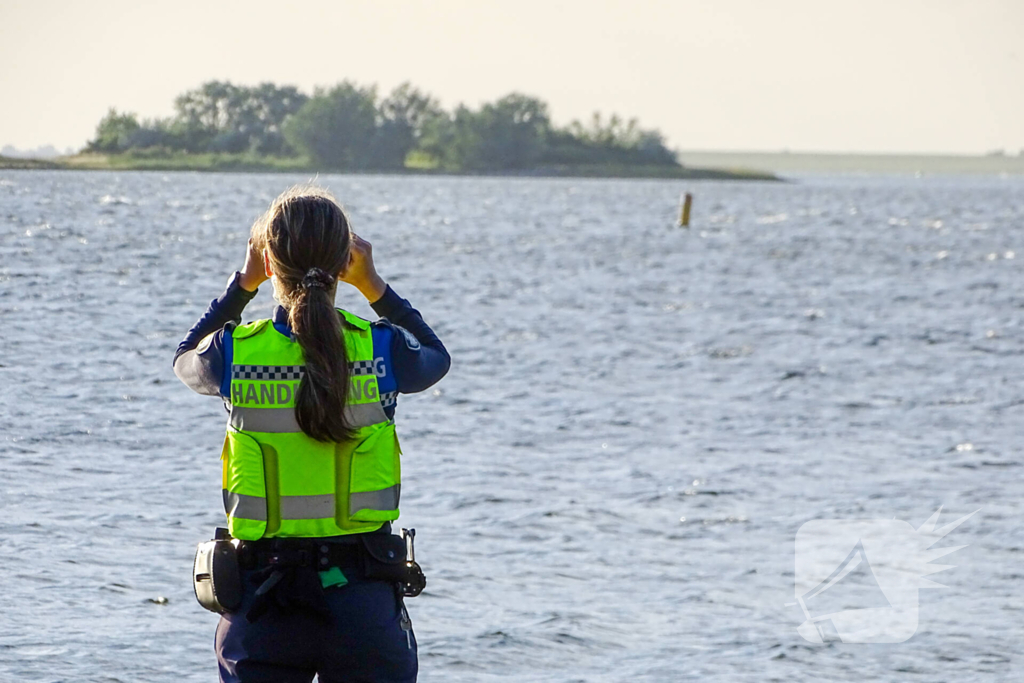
[252,186,354,442]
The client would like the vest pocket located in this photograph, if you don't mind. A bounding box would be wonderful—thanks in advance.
[222,429,268,540]
[348,423,401,523]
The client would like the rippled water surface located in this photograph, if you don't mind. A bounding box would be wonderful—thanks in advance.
[1,170,1022,682]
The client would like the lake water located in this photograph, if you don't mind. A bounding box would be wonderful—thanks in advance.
[1,170,1022,682]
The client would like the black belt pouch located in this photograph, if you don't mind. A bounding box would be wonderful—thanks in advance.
[360,533,426,596]
[360,534,413,581]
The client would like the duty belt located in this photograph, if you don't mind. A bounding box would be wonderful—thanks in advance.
[237,538,364,572]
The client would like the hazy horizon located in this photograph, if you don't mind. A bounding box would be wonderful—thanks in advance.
[2,0,1022,155]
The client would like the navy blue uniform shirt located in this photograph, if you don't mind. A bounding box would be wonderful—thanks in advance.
[174,273,450,419]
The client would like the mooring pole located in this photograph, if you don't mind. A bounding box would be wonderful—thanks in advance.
[679,192,693,227]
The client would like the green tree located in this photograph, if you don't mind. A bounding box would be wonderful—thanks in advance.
[415,105,481,170]
[87,108,141,152]
[371,83,444,169]
[125,117,178,150]
[86,78,679,171]
[551,111,678,167]
[247,83,308,154]
[171,81,235,151]
[633,130,677,165]
[283,82,378,168]
[171,80,308,153]
[468,93,551,169]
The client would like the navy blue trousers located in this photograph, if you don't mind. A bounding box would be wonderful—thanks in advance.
[216,568,418,683]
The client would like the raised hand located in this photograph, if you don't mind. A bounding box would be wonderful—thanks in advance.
[339,233,387,302]
[239,238,270,292]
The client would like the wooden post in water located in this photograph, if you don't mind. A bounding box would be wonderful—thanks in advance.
[678,192,693,227]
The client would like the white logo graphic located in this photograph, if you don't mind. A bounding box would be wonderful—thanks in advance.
[790,507,977,643]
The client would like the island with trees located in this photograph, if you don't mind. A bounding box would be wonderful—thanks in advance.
[6,80,775,180]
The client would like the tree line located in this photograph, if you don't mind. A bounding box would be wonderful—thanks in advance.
[88,80,680,171]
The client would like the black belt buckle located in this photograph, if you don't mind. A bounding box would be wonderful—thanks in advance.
[264,546,312,567]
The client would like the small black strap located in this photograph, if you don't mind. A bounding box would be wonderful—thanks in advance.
[254,569,284,596]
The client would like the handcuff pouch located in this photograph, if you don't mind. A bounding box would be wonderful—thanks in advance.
[360,533,426,597]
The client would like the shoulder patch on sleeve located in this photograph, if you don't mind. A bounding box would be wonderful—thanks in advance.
[196,332,216,354]
[396,325,421,351]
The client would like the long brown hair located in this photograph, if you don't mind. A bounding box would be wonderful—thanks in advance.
[251,186,354,442]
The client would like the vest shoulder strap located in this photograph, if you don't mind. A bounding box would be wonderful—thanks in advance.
[232,319,271,340]
[337,308,371,332]
[232,312,368,339]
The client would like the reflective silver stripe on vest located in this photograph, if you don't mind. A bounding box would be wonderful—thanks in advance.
[346,401,389,428]
[230,407,301,433]
[224,490,334,521]
[350,484,401,515]
[229,402,388,432]
[225,489,397,520]
[223,490,267,521]
[280,493,336,519]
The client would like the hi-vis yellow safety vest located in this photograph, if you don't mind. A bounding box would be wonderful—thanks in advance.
[221,309,401,540]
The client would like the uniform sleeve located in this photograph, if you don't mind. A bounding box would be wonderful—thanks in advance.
[370,285,450,394]
[173,272,257,397]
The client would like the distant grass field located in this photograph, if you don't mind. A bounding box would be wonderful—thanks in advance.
[677,151,1024,176]
[59,152,312,173]
[0,155,61,169]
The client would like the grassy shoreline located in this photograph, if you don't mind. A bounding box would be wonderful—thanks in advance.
[0,152,777,181]
[0,156,63,170]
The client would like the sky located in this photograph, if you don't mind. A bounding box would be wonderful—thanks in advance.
[1,0,1022,155]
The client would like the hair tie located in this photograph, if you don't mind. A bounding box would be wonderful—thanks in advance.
[300,267,335,290]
